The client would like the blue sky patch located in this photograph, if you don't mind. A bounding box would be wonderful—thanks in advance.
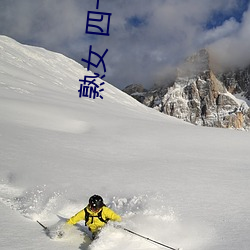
[126,15,148,28]
[206,0,249,29]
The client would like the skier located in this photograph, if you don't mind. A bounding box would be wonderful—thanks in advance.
[66,194,121,239]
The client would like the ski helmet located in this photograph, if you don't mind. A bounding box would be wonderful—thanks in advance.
[89,195,104,210]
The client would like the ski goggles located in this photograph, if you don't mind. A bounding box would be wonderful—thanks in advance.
[89,205,101,212]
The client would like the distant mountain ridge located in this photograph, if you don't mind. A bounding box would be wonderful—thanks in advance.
[123,49,250,130]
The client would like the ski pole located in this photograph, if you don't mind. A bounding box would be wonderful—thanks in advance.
[122,227,180,250]
[37,220,48,231]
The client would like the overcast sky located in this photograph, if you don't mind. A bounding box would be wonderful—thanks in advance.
[0,0,249,89]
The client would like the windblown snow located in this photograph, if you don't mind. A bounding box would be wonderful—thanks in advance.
[0,36,250,250]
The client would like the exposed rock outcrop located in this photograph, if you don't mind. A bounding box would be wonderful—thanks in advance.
[123,49,250,130]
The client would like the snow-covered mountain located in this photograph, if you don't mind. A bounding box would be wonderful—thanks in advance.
[1,36,250,250]
[124,49,250,130]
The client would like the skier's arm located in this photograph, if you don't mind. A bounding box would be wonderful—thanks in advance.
[104,207,122,222]
[67,209,85,225]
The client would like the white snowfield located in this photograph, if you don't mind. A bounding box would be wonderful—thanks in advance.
[0,35,250,250]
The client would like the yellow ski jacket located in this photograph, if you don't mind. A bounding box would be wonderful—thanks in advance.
[67,206,121,233]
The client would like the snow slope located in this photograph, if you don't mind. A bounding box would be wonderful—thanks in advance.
[0,35,250,250]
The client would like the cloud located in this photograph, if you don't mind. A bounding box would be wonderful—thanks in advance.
[200,18,240,45]
[209,3,250,69]
[0,0,249,89]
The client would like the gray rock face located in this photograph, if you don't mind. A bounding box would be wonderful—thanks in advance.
[218,66,250,100]
[123,49,250,130]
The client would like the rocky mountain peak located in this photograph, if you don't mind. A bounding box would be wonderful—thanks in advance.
[177,49,210,78]
[123,49,250,130]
